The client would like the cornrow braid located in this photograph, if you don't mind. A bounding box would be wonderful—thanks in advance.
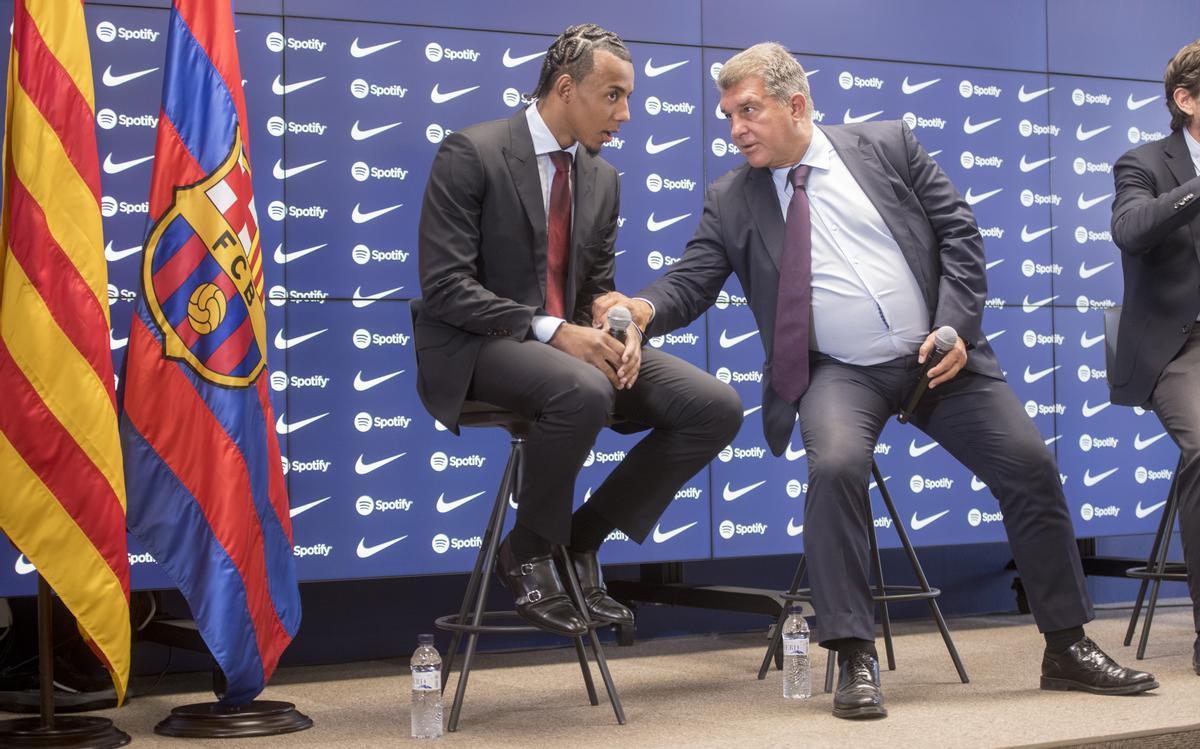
[525,23,630,102]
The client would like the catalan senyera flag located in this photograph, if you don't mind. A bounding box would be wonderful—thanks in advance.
[0,0,131,703]
[119,0,300,706]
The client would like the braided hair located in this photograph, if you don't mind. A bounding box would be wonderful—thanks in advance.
[525,24,631,102]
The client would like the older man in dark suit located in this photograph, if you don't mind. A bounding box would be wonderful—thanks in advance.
[596,42,1155,719]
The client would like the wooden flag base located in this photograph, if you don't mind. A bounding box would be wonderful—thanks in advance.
[154,700,312,738]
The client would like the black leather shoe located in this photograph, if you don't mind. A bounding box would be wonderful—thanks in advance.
[1040,637,1158,694]
[496,539,587,637]
[1192,635,1199,676]
[561,549,635,626]
[832,651,887,719]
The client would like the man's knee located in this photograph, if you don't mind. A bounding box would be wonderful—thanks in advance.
[547,367,614,428]
[707,382,745,443]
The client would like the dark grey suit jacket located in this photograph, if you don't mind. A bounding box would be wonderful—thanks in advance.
[638,120,1002,457]
[415,109,621,432]
[1110,129,1200,407]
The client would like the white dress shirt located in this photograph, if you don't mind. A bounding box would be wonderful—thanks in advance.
[525,104,578,343]
[1185,126,1200,178]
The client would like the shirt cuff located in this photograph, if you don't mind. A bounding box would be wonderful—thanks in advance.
[531,315,565,343]
[633,296,656,324]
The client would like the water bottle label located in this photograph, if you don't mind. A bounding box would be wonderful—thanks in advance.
[783,639,808,657]
[413,671,441,691]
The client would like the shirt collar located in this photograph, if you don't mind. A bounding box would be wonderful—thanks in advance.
[1183,126,1200,176]
[525,103,579,160]
[771,125,832,191]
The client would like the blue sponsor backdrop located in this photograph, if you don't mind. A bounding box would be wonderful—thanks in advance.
[0,0,1191,593]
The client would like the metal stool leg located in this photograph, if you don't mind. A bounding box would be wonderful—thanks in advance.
[558,546,626,725]
[868,515,896,671]
[1137,483,1181,660]
[572,636,600,706]
[757,556,807,679]
[1127,458,1181,649]
[824,648,836,693]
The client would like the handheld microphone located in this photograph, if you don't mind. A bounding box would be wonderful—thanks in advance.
[898,326,958,424]
[607,305,632,344]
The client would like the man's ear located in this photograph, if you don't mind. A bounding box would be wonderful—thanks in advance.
[553,73,575,103]
[790,92,808,121]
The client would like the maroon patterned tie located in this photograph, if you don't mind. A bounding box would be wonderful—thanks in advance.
[545,151,572,318]
[772,164,813,403]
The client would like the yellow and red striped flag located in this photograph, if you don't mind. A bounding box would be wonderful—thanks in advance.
[0,0,131,703]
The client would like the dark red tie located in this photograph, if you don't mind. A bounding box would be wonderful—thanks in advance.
[546,151,572,318]
[772,164,813,403]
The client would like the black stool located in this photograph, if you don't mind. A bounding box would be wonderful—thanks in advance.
[757,459,969,691]
[1123,454,1188,659]
[434,402,625,732]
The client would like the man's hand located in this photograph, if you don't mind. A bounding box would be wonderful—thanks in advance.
[616,323,642,389]
[592,292,653,331]
[919,332,968,389]
[548,323,631,390]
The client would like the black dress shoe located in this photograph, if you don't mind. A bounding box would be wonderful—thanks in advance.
[560,549,635,626]
[496,539,587,637]
[1040,637,1158,694]
[832,651,887,720]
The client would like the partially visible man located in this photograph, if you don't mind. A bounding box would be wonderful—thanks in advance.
[1111,38,1200,675]
[596,42,1157,719]
[416,25,741,637]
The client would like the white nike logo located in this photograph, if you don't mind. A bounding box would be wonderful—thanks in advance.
[1077,192,1112,210]
[272,75,325,95]
[909,439,939,458]
[1082,467,1118,487]
[104,241,142,262]
[843,109,884,124]
[349,37,402,58]
[1136,500,1167,519]
[502,48,544,68]
[355,452,406,475]
[276,412,328,434]
[1075,124,1111,141]
[970,476,988,491]
[963,116,1001,134]
[437,491,486,513]
[1020,225,1056,242]
[273,243,326,264]
[102,153,154,174]
[274,329,326,350]
[719,329,758,348]
[1126,93,1159,111]
[900,76,940,94]
[985,259,1005,271]
[986,329,1006,341]
[15,554,35,575]
[352,285,404,308]
[102,65,158,87]
[1017,84,1054,103]
[430,83,479,103]
[356,536,407,558]
[273,159,325,179]
[646,212,691,232]
[1081,400,1110,417]
[645,135,690,154]
[652,521,697,543]
[964,187,1002,205]
[723,480,765,501]
[785,442,806,461]
[1134,432,1168,450]
[110,330,128,350]
[910,510,949,531]
[1023,365,1058,383]
[743,405,762,417]
[290,497,331,518]
[352,202,403,223]
[351,120,403,140]
[353,369,405,391]
[868,475,890,492]
[1019,155,1054,172]
[786,518,804,537]
[644,58,688,77]
[1079,260,1113,279]
[1022,295,1057,312]
[1045,435,1061,446]
[1080,331,1105,348]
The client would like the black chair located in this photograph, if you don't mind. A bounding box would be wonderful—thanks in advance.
[757,459,969,691]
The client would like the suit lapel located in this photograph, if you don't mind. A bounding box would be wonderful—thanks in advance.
[1162,129,1195,190]
[503,110,549,299]
[747,167,785,273]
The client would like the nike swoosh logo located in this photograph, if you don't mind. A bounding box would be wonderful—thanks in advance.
[1045,435,1061,446]
[1136,500,1167,519]
[964,187,1002,205]
[290,497,331,518]
[353,369,405,391]
[645,58,688,77]
[910,510,950,531]
[1081,400,1110,417]
[647,212,691,232]
[843,109,884,124]
[1134,432,1168,450]
[355,452,406,475]
[1022,295,1057,312]
[437,490,486,513]
[1126,93,1159,111]
[351,120,403,140]
[352,202,403,223]
[1020,225,1056,242]
[273,159,325,179]
[868,475,890,492]
[963,116,1001,134]
[723,480,765,501]
[272,75,325,95]
[276,412,328,434]
[1019,155,1054,172]
[900,76,940,94]
[1080,331,1105,348]
[274,328,326,349]
[1023,365,1058,383]
[719,329,758,348]
[1017,84,1053,103]
[645,135,690,154]
[786,518,804,537]
[986,329,1006,341]
[102,65,158,87]
[104,241,142,262]
[273,243,326,264]
[1082,467,1118,487]
[743,405,762,417]
[15,554,36,575]
[985,259,1005,271]
[971,476,988,491]
[502,48,544,67]
[785,442,806,461]
[1077,192,1112,210]
[652,521,697,543]
[909,439,939,458]
[110,330,128,350]
[1079,261,1113,279]
[1076,124,1111,141]
[350,37,401,58]
[430,83,479,103]
[102,153,154,174]
[352,285,404,307]
[356,536,407,558]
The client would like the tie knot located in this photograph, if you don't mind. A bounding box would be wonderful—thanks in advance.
[549,150,572,173]
[789,164,811,190]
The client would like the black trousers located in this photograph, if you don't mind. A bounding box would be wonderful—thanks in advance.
[470,338,743,546]
[796,354,1095,646]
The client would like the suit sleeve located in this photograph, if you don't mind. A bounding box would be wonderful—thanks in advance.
[418,131,537,340]
[571,174,619,326]
[1111,148,1200,256]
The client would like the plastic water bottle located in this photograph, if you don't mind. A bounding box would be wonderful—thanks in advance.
[411,634,443,738]
[781,606,811,699]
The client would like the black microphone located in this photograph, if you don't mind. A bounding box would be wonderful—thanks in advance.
[898,326,958,424]
[607,305,632,344]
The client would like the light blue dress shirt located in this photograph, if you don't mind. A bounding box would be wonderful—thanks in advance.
[1184,126,1200,177]
[524,104,578,343]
